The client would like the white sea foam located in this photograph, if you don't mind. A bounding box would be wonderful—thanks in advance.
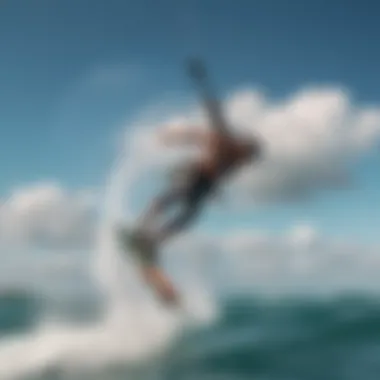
[0,127,217,380]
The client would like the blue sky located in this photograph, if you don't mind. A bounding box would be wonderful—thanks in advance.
[1,0,380,243]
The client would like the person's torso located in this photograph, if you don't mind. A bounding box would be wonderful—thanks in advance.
[199,134,246,178]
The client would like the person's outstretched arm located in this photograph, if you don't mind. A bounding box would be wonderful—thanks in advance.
[159,126,209,147]
[186,58,230,136]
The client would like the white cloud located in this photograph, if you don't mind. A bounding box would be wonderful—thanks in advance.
[287,223,319,248]
[163,225,380,297]
[127,86,380,204]
[226,87,380,202]
[0,183,96,249]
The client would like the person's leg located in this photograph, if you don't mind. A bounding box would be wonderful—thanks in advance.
[136,190,182,235]
[154,171,214,243]
[141,265,179,306]
[136,170,210,245]
[129,188,186,254]
[130,231,179,306]
[155,201,201,244]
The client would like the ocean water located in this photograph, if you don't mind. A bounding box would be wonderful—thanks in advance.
[1,291,380,380]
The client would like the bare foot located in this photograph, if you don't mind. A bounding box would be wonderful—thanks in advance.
[142,266,180,307]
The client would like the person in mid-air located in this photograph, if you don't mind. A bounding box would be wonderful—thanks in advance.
[123,59,262,305]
